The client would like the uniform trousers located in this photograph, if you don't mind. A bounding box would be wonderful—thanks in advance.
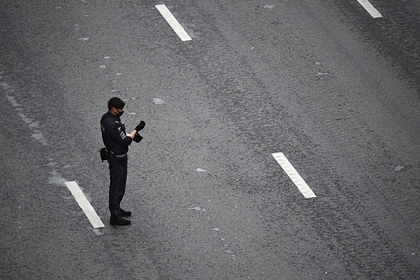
[108,156,128,216]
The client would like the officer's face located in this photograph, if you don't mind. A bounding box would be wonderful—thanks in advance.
[111,107,124,117]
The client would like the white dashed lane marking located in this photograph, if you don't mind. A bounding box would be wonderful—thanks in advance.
[155,4,192,41]
[65,181,105,228]
[357,0,383,18]
[272,153,317,198]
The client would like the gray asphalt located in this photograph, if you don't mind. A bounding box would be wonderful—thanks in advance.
[1,0,419,279]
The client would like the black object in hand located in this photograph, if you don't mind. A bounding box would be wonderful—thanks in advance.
[135,121,145,131]
[133,133,143,143]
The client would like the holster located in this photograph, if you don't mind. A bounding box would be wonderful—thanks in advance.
[99,147,109,162]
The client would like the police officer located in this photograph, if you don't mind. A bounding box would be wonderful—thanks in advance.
[100,97,145,225]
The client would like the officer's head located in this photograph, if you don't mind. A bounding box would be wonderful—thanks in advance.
[108,97,125,117]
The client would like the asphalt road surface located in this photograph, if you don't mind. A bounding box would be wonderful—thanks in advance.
[1,0,419,279]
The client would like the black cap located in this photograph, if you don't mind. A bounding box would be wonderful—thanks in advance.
[108,97,125,110]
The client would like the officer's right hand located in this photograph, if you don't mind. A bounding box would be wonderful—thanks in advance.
[135,121,145,131]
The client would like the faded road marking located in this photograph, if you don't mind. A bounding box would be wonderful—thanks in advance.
[357,0,383,18]
[155,4,192,41]
[65,181,105,228]
[272,153,316,198]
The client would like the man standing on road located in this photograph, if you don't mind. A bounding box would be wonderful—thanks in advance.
[100,97,145,226]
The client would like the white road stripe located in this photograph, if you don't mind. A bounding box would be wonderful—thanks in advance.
[65,181,105,228]
[357,0,383,18]
[155,4,192,41]
[272,153,316,198]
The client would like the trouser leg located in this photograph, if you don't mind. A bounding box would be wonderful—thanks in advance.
[108,157,127,216]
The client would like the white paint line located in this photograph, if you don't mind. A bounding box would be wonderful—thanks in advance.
[155,4,192,41]
[357,0,383,18]
[272,153,316,198]
[65,181,105,228]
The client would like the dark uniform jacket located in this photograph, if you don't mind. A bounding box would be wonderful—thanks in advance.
[100,112,132,155]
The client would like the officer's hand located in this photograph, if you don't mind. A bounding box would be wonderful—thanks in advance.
[135,121,145,131]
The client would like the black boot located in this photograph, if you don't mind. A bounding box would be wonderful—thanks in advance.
[120,209,132,217]
[110,215,131,226]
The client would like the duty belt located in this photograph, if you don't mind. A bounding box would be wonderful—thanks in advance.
[115,153,127,158]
